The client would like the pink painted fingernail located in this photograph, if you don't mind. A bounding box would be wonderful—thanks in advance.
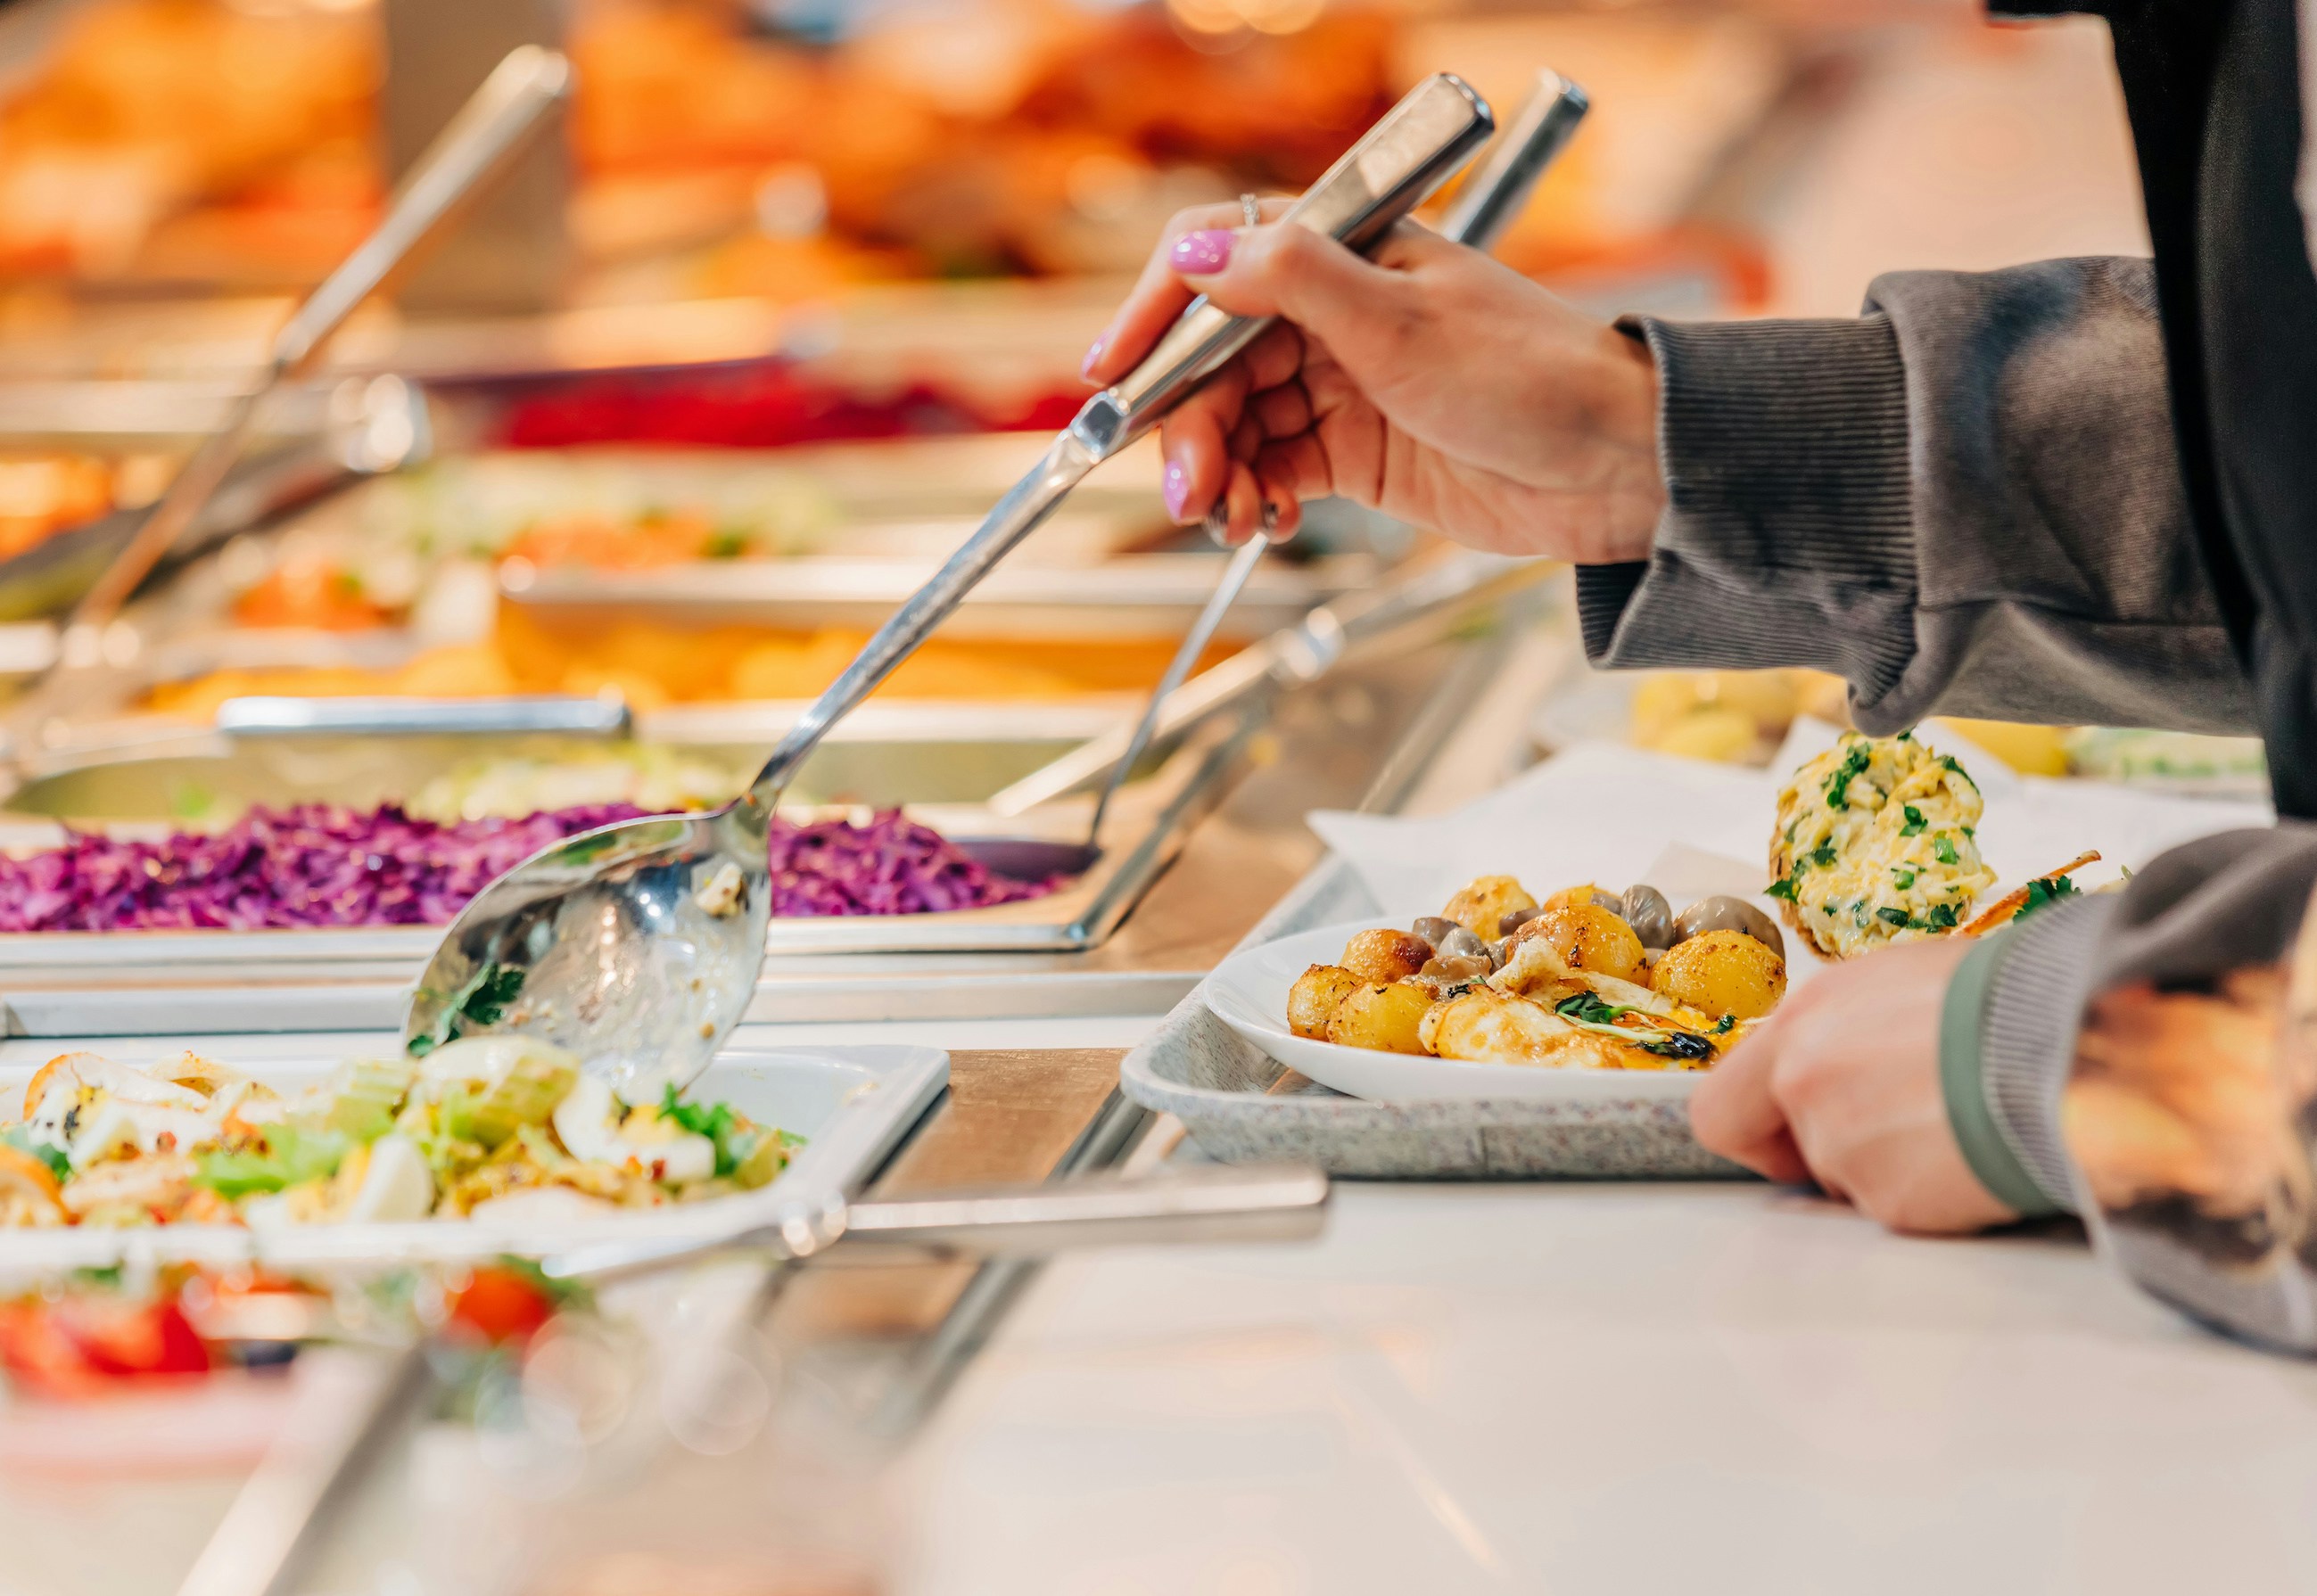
[1162,459,1191,521]
[1169,229,1234,275]
[1079,337,1104,381]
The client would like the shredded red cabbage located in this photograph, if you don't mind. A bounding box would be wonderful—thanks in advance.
[0,804,1059,934]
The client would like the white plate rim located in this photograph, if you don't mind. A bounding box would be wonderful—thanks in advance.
[1203,918,1704,1105]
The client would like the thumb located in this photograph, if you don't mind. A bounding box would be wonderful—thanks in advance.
[1171,219,1431,365]
[1689,1012,1812,1186]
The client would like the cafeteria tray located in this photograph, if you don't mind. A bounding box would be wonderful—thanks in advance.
[0,1038,947,1274]
[1118,852,1747,1181]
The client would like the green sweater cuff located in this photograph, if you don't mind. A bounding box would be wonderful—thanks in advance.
[1940,932,2065,1218]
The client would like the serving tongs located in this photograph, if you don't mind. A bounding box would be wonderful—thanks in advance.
[175,1163,1330,1596]
[403,73,1498,1092]
[3,45,572,760]
[1084,70,1589,848]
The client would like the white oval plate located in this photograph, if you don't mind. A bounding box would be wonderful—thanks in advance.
[1203,920,1707,1105]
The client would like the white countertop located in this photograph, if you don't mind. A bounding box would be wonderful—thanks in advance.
[12,1019,2315,1596]
[895,1179,2317,1596]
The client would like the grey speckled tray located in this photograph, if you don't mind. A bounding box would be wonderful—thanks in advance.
[1119,855,1750,1180]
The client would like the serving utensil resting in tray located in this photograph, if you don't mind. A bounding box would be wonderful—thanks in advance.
[402,73,1501,1093]
[4,45,571,757]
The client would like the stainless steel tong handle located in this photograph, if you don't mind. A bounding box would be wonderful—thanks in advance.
[738,74,1492,811]
[540,1162,1332,1284]
[68,46,571,636]
[1080,70,1589,843]
[1069,72,1494,461]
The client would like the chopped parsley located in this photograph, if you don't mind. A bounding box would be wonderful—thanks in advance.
[1767,876,1799,901]
[408,962,527,1057]
[1876,907,1912,927]
[1933,835,1960,866]
[1939,754,1978,792]
[2014,873,2082,924]
[1924,902,1959,930]
[1824,744,1874,807]
[1711,1015,1736,1034]
[1809,842,1836,868]
[1901,805,1926,836]
[1892,868,1917,890]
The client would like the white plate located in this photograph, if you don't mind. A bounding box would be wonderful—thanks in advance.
[1203,919,1708,1105]
[0,1042,946,1275]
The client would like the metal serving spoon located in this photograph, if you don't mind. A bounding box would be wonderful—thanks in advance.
[1083,70,1589,850]
[402,74,1497,1091]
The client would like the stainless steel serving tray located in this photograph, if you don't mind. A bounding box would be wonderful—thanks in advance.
[497,549,1371,641]
[0,553,1554,1035]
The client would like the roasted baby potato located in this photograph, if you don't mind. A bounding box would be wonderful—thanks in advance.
[1325,981,1435,1055]
[1651,929,1786,1021]
[1442,875,1538,937]
[1513,904,1648,984]
[1340,927,1433,985]
[1288,964,1364,1041]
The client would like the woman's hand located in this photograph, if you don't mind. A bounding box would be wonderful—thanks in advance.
[1081,201,1665,561]
[1689,937,2018,1235]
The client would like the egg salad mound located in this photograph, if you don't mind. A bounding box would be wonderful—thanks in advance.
[1769,731,1997,959]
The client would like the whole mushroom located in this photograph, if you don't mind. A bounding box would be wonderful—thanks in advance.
[1620,884,1676,950]
[1671,894,1786,959]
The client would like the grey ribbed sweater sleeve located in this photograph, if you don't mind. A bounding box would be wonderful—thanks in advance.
[1961,827,2317,1355]
[1579,258,2255,735]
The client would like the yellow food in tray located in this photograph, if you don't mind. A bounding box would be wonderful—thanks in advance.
[1286,877,1789,1070]
[146,605,1237,717]
[1629,668,1849,764]
[1769,731,1997,959]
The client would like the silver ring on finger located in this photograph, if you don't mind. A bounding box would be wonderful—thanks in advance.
[1239,192,1262,228]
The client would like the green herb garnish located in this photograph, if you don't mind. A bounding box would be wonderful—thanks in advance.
[1933,835,1960,866]
[1940,754,1978,792]
[1824,744,1874,807]
[1925,902,1959,930]
[1767,876,1799,901]
[408,962,528,1057]
[1892,868,1916,889]
[1556,991,1636,1026]
[1809,842,1836,869]
[1876,907,1911,927]
[2014,874,2082,923]
[1901,805,1925,836]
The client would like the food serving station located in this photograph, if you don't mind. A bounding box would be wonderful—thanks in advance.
[0,3,2303,1594]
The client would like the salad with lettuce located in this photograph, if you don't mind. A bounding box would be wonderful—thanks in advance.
[0,1041,797,1230]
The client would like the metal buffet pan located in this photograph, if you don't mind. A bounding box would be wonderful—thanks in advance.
[0,375,432,631]
[0,551,1549,1036]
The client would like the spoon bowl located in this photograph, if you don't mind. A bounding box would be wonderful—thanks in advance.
[404,801,771,1094]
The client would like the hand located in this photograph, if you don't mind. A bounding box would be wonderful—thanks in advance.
[1689,937,2017,1234]
[1080,201,1665,560]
